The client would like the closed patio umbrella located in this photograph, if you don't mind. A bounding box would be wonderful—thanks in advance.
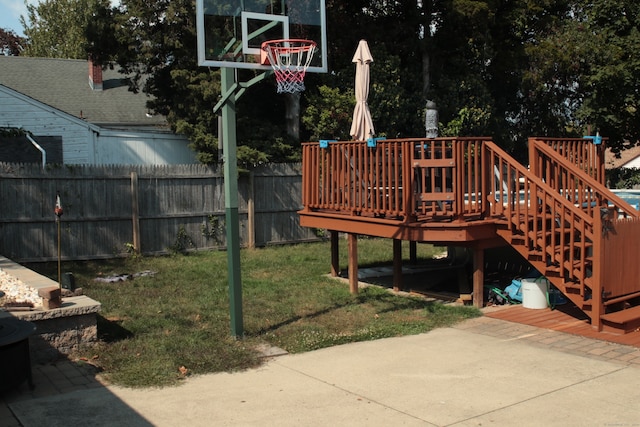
[349,40,375,141]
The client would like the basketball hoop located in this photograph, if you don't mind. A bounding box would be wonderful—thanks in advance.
[261,39,317,94]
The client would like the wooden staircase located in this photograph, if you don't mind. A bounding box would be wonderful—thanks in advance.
[486,138,640,333]
[299,136,640,335]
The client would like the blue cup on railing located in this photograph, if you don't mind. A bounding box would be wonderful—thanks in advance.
[319,140,337,148]
[367,137,386,148]
[583,134,602,145]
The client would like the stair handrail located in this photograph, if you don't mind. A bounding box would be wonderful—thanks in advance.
[485,141,597,307]
[531,137,606,185]
[531,139,640,219]
[484,141,593,225]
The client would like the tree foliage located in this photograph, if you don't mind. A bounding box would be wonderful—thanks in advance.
[21,0,111,59]
[0,28,25,56]
[607,167,640,189]
[21,0,640,161]
[303,86,355,141]
[85,0,297,165]
[574,1,640,153]
[520,0,640,153]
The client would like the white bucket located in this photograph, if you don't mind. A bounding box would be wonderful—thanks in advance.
[522,277,548,309]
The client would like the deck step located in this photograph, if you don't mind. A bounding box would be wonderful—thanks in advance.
[600,305,640,334]
[526,229,574,244]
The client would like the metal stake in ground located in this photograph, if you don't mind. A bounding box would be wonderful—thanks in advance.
[55,192,63,289]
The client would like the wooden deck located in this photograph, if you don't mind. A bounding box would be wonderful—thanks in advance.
[485,304,640,347]
[300,136,640,334]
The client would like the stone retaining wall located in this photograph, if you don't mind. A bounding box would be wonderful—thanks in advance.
[0,256,101,363]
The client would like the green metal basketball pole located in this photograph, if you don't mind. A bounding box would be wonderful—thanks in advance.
[215,67,270,338]
[220,67,243,338]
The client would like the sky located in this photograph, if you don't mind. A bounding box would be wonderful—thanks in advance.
[0,0,38,36]
[1,0,120,38]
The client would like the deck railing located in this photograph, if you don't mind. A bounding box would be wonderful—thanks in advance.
[531,137,606,185]
[301,139,413,220]
[530,138,639,219]
[301,137,490,222]
[412,137,489,220]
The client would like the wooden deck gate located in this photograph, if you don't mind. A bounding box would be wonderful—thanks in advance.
[413,140,456,218]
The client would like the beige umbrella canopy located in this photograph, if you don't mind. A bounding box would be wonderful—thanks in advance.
[349,40,375,141]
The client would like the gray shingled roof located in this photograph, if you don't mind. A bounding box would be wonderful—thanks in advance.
[0,56,168,127]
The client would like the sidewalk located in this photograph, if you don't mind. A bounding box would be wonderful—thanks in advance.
[3,315,640,426]
[0,357,105,427]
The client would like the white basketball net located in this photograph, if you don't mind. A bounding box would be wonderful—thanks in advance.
[262,39,317,94]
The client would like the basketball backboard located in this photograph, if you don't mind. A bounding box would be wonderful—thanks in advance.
[196,0,327,73]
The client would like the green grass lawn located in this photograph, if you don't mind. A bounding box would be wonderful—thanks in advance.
[28,239,481,388]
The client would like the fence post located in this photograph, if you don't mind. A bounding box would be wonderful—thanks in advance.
[130,171,140,254]
[247,171,255,248]
[528,138,537,177]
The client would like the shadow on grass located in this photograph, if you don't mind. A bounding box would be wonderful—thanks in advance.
[96,314,134,343]
[249,287,441,337]
[355,289,443,314]
[249,301,352,336]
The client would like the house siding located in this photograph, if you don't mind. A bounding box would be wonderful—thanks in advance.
[623,157,640,168]
[0,86,197,165]
[1,86,96,164]
[95,130,197,165]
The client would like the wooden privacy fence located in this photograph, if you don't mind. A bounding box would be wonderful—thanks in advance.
[0,162,318,262]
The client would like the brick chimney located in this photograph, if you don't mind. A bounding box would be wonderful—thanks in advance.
[88,58,103,91]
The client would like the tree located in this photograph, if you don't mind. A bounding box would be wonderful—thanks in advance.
[21,0,112,59]
[521,0,640,153]
[85,0,522,164]
[574,1,640,153]
[303,85,355,141]
[517,1,581,139]
[90,0,297,165]
[84,0,640,166]
[0,28,25,56]
[317,0,516,143]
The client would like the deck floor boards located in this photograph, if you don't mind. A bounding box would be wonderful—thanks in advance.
[485,303,640,347]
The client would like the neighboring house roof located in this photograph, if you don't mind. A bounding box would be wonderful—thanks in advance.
[0,56,167,128]
[605,144,640,169]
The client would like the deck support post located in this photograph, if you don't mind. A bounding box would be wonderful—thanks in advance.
[409,241,417,265]
[348,233,358,294]
[330,231,339,277]
[592,211,605,331]
[472,246,484,308]
[393,239,403,292]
